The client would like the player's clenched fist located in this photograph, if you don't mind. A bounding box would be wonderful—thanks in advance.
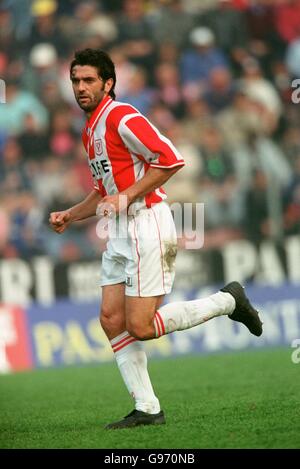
[49,210,72,234]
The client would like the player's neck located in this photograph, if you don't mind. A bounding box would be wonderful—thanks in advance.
[85,94,110,121]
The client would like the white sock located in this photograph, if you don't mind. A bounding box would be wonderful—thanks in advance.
[154,291,235,337]
[110,331,160,414]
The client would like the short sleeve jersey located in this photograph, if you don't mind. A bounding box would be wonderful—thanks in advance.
[82,95,185,208]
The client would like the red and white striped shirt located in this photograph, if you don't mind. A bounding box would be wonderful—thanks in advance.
[82,95,185,209]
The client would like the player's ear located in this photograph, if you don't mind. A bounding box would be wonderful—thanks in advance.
[104,78,114,95]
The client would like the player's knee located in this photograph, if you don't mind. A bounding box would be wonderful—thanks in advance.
[100,307,124,336]
[126,319,153,341]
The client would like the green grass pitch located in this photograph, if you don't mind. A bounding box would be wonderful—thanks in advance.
[0,347,299,449]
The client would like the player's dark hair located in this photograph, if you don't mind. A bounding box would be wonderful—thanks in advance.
[70,48,116,99]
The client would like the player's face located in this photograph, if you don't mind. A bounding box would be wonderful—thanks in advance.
[71,65,109,114]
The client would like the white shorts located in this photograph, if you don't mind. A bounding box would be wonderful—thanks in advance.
[100,202,177,297]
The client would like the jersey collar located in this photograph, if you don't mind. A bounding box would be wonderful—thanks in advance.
[87,95,112,130]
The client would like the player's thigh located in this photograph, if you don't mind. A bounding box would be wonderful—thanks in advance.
[125,294,164,338]
[100,283,126,339]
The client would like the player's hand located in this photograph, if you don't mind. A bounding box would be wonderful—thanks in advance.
[49,210,72,234]
[96,194,129,218]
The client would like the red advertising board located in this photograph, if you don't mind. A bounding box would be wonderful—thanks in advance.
[0,305,33,372]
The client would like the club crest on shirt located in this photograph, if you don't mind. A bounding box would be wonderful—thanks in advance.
[95,138,103,156]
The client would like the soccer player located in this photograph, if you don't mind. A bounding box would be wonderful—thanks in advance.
[49,49,263,430]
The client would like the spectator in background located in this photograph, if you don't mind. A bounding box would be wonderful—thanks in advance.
[231,130,292,191]
[163,122,202,204]
[49,106,76,159]
[197,126,244,247]
[283,155,300,236]
[0,78,48,136]
[177,0,220,13]
[61,1,117,50]
[25,0,69,57]
[181,98,213,147]
[0,138,31,193]
[121,66,156,115]
[115,0,155,71]
[231,0,248,10]
[109,46,138,99]
[203,67,235,112]
[216,89,271,149]
[4,0,32,42]
[196,0,248,66]
[65,1,118,53]
[285,35,300,78]
[271,61,291,106]
[244,169,271,244]
[157,42,180,66]
[281,126,300,168]
[199,126,235,184]
[0,1,18,52]
[31,157,66,208]
[151,0,194,50]
[147,102,177,134]
[0,131,46,258]
[40,79,66,114]
[244,0,280,75]
[100,0,123,14]
[180,27,228,100]
[238,56,282,130]
[273,0,300,47]
[25,42,59,97]
[154,62,185,118]
[17,113,49,161]
[8,192,44,258]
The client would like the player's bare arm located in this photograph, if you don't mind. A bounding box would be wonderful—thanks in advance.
[49,188,102,234]
[98,166,181,214]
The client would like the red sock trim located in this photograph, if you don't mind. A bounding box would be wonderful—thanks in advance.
[111,335,137,353]
[155,311,165,337]
[154,314,161,337]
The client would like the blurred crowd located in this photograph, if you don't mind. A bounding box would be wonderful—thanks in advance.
[1,0,300,261]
